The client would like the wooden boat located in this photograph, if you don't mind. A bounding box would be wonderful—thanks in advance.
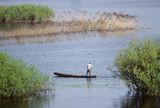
[54,72,96,78]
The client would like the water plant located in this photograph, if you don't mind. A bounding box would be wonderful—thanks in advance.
[115,38,160,95]
[0,11,137,38]
[0,52,50,98]
[0,4,54,23]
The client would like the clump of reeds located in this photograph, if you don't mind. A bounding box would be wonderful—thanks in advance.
[0,11,137,38]
[0,4,54,23]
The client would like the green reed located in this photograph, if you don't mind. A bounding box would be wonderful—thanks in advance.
[0,4,54,23]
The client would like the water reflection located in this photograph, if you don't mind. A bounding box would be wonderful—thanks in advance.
[0,30,136,46]
[86,78,92,89]
[0,94,55,108]
[120,92,160,108]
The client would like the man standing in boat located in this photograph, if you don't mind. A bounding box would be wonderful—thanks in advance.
[86,62,92,76]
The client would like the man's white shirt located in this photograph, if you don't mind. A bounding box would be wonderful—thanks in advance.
[87,64,92,70]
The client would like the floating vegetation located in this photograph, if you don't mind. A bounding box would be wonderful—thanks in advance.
[0,11,137,38]
[115,39,160,96]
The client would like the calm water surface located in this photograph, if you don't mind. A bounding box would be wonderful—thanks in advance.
[0,0,160,108]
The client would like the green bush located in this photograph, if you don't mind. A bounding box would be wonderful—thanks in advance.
[0,4,54,23]
[115,39,160,95]
[0,52,49,98]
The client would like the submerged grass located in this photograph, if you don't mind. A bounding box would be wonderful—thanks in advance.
[0,11,137,38]
[0,4,53,23]
[115,39,160,96]
[0,52,51,98]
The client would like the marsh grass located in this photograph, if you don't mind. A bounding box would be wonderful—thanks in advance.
[0,52,52,98]
[115,39,160,96]
[0,11,137,38]
[0,4,53,23]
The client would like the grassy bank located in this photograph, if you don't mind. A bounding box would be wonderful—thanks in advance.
[0,4,53,23]
[115,39,160,95]
[0,52,50,98]
[0,11,137,38]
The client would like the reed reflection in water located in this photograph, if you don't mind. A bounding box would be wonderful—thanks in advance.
[0,30,136,46]
[0,94,55,108]
[120,92,160,108]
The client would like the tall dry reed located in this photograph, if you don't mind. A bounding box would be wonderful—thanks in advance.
[0,11,137,38]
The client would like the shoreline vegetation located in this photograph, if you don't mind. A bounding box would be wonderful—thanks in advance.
[0,52,52,99]
[115,39,160,96]
[0,4,53,23]
[0,4,137,38]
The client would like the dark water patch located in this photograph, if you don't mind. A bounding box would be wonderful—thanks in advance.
[0,23,39,31]
[120,93,160,108]
[0,23,20,31]
[0,94,55,108]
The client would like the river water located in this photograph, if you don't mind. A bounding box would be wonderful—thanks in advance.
[0,0,160,108]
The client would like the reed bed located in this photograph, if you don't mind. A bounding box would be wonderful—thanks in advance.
[0,11,137,38]
[0,4,53,23]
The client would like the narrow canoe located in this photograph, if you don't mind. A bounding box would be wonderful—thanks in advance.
[54,72,96,78]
